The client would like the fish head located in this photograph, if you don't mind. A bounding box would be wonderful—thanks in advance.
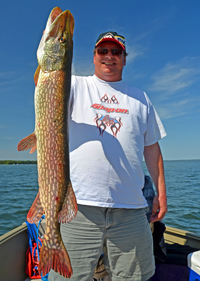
[37,7,74,72]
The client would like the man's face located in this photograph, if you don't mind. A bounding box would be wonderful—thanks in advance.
[93,41,126,82]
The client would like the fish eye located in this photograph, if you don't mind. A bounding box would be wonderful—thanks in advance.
[60,37,66,43]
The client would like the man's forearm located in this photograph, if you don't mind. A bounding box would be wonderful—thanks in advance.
[144,142,167,222]
[144,142,165,195]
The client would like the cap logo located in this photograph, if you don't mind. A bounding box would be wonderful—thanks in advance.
[96,32,126,49]
[102,33,113,39]
[115,36,125,47]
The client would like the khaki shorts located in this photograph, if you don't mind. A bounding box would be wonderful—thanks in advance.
[48,204,155,281]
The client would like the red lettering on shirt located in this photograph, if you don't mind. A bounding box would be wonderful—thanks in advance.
[91,104,129,114]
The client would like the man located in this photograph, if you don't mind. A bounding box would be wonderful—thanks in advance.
[49,31,167,281]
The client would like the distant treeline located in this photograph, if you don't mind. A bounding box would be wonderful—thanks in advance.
[0,160,37,165]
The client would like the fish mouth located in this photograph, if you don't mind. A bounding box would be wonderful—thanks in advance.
[37,7,74,69]
[45,7,74,42]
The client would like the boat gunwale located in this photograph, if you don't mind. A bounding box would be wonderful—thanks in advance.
[0,223,27,245]
[165,226,200,239]
[1,224,200,281]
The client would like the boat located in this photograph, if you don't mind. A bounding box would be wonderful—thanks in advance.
[1,221,200,281]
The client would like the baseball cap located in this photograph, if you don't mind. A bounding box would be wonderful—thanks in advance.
[95,31,126,50]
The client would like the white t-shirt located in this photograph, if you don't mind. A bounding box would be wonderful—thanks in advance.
[69,75,166,209]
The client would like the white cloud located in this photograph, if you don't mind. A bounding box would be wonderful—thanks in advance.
[0,125,6,129]
[126,43,146,64]
[150,57,200,100]
[0,136,14,140]
[156,94,200,120]
[0,71,19,85]
[157,98,191,119]
[0,70,33,96]
[148,57,200,120]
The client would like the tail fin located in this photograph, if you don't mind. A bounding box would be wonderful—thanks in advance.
[39,241,72,278]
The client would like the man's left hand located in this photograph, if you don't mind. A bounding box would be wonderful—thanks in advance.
[150,194,167,222]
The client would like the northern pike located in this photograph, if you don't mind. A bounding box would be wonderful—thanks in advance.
[17,7,77,278]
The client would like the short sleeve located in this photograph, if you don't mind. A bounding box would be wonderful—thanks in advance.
[144,93,167,146]
[70,75,76,110]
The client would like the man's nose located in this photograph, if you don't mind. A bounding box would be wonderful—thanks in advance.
[106,50,114,57]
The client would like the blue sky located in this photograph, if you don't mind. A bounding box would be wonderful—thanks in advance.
[0,0,200,161]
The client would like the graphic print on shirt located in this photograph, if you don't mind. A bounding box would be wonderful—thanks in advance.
[100,94,119,104]
[94,114,122,137]
[91,94,129,137]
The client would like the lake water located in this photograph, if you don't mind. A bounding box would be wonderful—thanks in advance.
[0,160,200,236]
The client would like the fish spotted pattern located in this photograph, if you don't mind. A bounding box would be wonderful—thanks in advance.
[17,7,77,278]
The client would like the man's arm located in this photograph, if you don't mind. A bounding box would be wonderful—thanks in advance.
[143,142,167,222]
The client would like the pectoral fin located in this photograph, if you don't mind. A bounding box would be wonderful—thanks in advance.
[58,180,78,223]
[34,65,41,86]
[27,191,45,223]
[17,132,37,154]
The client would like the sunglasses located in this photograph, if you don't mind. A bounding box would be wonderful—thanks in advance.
[96,48,123,56]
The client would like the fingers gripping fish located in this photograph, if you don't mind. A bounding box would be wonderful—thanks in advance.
[17,7,77,278]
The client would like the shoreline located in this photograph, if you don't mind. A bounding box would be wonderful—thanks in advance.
[0,160,37,165]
